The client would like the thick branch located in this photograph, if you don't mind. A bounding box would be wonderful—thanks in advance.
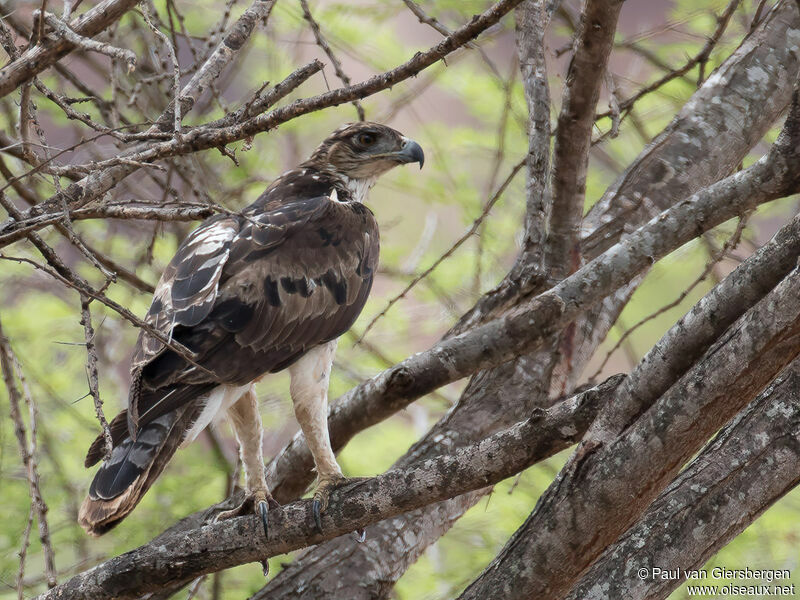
[261,3,559,594]
[514,0,554,281]
[171,107,800,531]
[584,0,800,256]
[449,0,800,337]
[546,0,624,278]
[565,359,800,600]
[460,261,800,599]
[554,0,800,393]
[0,0,140,98]
[589,210,800,444]
[35,378,621,600]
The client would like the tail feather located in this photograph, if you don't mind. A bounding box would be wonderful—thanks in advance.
[79,405,198,536]
[84,410,130,467]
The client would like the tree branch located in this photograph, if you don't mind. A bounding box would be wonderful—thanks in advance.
[545,0,624,279]
[588,210,800,445]
[460,245,800,599]
[129,96,800,565]
[0,0,141,98]
[556,0,800,393]
[0,0,526,248]
[34,377,623,600]
[448,0,800,339]
[565,358,800,600]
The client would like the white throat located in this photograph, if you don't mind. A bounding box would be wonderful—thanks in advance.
[343,176,377,204]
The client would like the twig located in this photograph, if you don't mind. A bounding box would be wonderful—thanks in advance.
[17,505,35,600]
[356,158,525,343]
[80,297,113,460]
[590,214,749,380]
[595,0,741,121]
[193,59,323,128]
[139,3,182,133]
[18,82,40,165]
[2,0,528,244]
[0,253,217,379]
[401,0,504,80]
[299,0,364,120]
[604,70,621,138]
[0,315,57,589]
[0,17,20,61]
[42,12,137,73]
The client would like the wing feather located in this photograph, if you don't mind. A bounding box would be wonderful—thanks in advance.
[132,215,239,369]
[129,190,379,432]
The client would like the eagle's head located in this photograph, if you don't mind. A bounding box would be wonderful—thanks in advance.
[307,122,424,181]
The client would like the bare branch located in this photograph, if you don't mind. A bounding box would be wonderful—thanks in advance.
[589,214,748,379]
[41,12,137,73]
[597,0,742,122]
[139,3,181,133]
[0,0,141,98]
[256,110,800,507]
[515,0,555,275]
[299,0,364,120]
[0,0,528,247]
[34,376,623,600]
[0,315,57,589]
[460,261,800,598]
[153,0,277,132]
[566,358,800,600]
[79,297,112,461]
[546,0,624,278]
[555,0,800,394]
[357,158,525,342]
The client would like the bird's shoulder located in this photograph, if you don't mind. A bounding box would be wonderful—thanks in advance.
[226,166,379,265]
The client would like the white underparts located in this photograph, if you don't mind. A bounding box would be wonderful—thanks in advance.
[180,383,250,447]
[178,341,342,487]
[227,386,267,494]
[288,340,342,480]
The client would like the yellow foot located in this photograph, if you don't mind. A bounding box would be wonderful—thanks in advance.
[216,489,281,539]
[311,475,368,533]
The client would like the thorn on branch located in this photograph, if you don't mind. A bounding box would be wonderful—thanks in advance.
[80,296,112,461]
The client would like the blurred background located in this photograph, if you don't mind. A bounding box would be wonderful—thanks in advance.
[1,0,798,597]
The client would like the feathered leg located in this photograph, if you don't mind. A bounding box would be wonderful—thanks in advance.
[216,385,278,538]
[289,340,358,532]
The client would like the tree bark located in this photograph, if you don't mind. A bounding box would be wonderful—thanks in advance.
[35,378,622,600]
[565,358,800,600]
[460,259,800,599]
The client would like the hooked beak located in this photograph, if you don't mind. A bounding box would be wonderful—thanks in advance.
[393,139,425,169]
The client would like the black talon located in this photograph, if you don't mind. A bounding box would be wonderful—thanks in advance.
[258,500,269,538]
[355,528,366,543]
[312,499,323,533]
[260,559,270,577]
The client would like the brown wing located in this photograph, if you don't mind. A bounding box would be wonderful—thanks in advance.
[131,192,379,430]
[132,213,240,369]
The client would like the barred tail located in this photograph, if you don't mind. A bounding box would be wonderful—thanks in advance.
[78,406,193,536]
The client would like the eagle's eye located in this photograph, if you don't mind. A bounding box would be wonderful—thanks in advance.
[355,132,377,147]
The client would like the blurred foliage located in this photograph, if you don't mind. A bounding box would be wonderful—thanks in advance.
[1,0,799,598]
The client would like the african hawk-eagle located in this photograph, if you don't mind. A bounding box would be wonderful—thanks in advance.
[79,122,424,536]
